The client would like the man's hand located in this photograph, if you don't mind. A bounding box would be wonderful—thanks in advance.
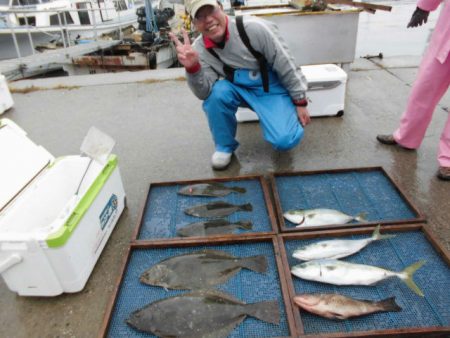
[169,29,200,69]
[296,106,310,126]
[407,7,429,28]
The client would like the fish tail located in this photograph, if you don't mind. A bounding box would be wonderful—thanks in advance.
[240,255,267,273]
[376,297,402,312]
[231,186,247,194]
[235,220,253,230]
[372,224,396,240]
[239,203,253,212]
[244,300,280,325]
[401,260,426,297]
[355,212,368,222]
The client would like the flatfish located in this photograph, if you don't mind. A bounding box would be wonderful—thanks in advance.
[184,201,253,218]
[291,259,425,296]
[176,218,253,237]
[294,293,402,320]
[293,224,395,260]
[178,183,246,197]
[140,249,267,289]
[283,208,367,227]
[126,289,280,337]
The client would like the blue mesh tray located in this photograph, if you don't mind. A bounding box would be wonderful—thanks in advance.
[133,176,277,241]
[102,238,297,337]
[270,167,424,232]
[280,225,450,337]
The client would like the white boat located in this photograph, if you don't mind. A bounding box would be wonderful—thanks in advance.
[0,0,143,60]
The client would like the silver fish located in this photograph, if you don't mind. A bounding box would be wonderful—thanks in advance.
[294,293,402,320]
[126,289,280,337]
[283,208,367,227]
[184,201,253,218]
[291,259,426,296]
[140,249,267,290]
[178,183,246,197]
[176,218,252,237]
[293,225,395,261]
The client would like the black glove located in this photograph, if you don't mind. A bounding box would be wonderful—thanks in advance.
[407,7,429,28]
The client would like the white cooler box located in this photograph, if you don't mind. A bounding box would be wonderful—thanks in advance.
[236,64,347,122]
[0,119,126,296]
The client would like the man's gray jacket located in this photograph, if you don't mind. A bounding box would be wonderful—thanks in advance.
[186,15,308,101]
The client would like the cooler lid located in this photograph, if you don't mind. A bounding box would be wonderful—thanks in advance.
[0,119,54,211]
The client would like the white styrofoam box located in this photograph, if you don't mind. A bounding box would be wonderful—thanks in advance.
[0,118,126,296]
[236,64,347,122]
[0,74,14,114]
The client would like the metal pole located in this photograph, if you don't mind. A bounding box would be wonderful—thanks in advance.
[62,10,71,47]
[11,13,22,59]
[23,11,35,55]
[117,7,122,40]
[91,7,98,40]
[56,11,67,50]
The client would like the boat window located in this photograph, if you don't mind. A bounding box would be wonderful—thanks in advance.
[76,2,91,25]
[49,11,74,25]
[114,0,128,11]
[18,16,35,25]
[11,0,41,6]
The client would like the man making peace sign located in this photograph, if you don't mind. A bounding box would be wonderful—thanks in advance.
[170,0,310,170]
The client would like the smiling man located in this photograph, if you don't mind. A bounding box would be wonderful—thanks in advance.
[170,0,310,170]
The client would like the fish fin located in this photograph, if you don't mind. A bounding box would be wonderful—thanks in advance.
[372,224,396,240]
[355,212,368,222]
[199,249,235,258]
[239,203,253,212]
[235,220,253,230]
[377,297,402,312]
[240,255,267,273]
[230,186,246,194]
[401,260,426,297]
[201,315,246,338]
[244,300,280,324]
[196,289,245,304]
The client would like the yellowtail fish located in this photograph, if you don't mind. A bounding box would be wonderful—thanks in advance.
[293,225,395,260]
[284,208,367,227]
[291,259,426,296]
[294,293,402,320]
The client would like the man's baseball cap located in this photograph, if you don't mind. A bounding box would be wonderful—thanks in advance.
[187,0,219,19]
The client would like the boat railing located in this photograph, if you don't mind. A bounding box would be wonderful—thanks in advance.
[0,2,135,60]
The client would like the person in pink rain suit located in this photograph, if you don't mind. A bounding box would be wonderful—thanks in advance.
[377,0,450,180]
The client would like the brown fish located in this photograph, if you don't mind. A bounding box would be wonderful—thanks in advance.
[184,201,253,218]
[140,249,267,290]
[176,218,253,237]
[178,183,246,197]
[126,289,280,337]
[294,293,402,320]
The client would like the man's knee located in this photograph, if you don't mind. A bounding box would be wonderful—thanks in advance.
[272,128,304,151]
[203,81,236,111]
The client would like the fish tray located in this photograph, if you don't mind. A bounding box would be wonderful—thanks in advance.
[99,236,297,338]
[269,167,425,233]
[278,224,450,337]
[132,175,278,242]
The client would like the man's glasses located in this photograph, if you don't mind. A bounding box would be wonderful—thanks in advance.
[193,6,220,24]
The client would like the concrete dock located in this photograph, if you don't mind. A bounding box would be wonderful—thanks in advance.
[0,55,449,337]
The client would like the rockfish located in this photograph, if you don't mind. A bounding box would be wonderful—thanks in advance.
[126,289,279,337]
[291,259,425,296]
[283,208,367,227]
[176,218,252,237]
[140,249,267,290]
[184,201,253,218]
[294,293,402,320]
[178,183,246,197]
[293,224,395,260]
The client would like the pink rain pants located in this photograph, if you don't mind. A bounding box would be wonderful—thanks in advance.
[393,0,450,167]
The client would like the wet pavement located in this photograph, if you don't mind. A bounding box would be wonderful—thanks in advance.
[1,2,450,337]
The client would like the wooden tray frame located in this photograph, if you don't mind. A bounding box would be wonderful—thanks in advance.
[278,224,450,338]
[98,235,298,338]
[131,174,279,243]
[269,167,426,233]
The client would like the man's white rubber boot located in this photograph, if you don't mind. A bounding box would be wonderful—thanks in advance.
[211,151,232,170]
